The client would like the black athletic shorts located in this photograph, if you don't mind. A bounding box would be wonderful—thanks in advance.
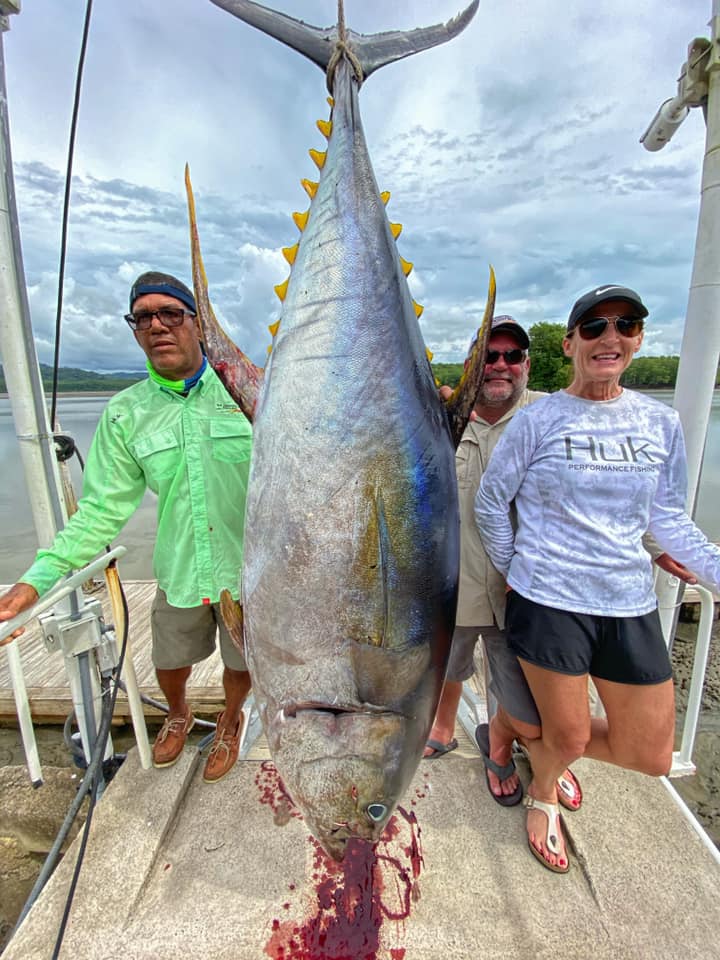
[505,591,672,685]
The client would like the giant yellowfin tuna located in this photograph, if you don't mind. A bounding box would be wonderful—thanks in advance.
[203,0,487,861]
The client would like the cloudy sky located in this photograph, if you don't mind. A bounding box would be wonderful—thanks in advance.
[1,0,712,371]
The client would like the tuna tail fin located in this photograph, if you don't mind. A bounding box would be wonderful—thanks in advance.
[444,266,497,448]
[209,0,479,82]
[184,164,264,421]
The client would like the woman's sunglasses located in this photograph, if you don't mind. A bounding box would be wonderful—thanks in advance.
[572,315,644,341]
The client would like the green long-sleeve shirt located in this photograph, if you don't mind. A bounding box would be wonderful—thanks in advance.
[21,366,252,608]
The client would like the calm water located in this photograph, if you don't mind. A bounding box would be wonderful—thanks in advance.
[1,391,719,584]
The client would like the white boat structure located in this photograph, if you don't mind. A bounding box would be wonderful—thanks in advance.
[0,2,719,958]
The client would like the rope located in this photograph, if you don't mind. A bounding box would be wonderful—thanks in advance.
[326,39,364,93]
[326,0,363,92]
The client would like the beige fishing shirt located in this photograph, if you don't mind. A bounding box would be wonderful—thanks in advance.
[455,388,546,629]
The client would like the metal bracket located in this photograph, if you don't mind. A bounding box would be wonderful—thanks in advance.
[681,38,712,106]
[669,752,697,778]
[0,0,19,28]
[40,597,105,656]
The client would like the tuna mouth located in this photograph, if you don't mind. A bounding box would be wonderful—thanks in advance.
[280,700,393,719]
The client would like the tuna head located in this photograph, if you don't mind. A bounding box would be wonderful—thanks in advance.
[253,631,444,861]
[269,708,413,861]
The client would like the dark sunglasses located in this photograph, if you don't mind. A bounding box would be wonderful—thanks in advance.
[124,307,194,331]
[573,315,644,341]
[485,348,527,365]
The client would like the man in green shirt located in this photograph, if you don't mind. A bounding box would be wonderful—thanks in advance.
[0,272,252,783]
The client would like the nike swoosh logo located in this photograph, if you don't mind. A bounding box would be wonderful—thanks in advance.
[594,285,623,295]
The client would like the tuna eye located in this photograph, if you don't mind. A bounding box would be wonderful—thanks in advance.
[366,803,387,823]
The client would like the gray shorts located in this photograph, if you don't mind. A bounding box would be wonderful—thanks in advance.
[150,588,247,672]
[446,623,540,727]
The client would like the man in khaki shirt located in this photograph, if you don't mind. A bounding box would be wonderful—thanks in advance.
[425,316,584,808]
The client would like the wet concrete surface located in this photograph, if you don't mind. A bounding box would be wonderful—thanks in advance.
[1,618,718,955]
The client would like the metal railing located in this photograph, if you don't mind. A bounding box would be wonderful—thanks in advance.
[0,547,151,782]
[668,581,718,777]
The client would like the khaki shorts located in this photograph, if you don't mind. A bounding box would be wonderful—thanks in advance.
[150,588,246,672]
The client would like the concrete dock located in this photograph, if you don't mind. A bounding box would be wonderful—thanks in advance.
[4,745,720,959]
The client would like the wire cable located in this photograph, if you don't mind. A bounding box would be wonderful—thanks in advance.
[114,677,217,730]
[49,0,94,430]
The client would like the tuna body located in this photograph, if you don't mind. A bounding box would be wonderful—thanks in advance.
[242,62,459,859]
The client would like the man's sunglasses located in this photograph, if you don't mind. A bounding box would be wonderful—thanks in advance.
[485,348,527,365]
[571,316,644,341]
[124,307,195,331]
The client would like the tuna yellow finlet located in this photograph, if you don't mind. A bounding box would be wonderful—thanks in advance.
[380,191,391,206]
[268,320,281,337]
[293,210,310,231]
[426,347,434,362]
[317,119,332,138]
[274,278,290,301]
[413,300,424,318]
[390,222,402,240]
[302,179,319,199]
[283,244,299,266]
[400,257,413,277]
[309,148,327,169]
[327,96,334,108]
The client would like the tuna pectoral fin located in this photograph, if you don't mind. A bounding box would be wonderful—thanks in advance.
[219,589,244,653]
[445,266,497,448]
[350,641,431,708]
[209,0,479,81]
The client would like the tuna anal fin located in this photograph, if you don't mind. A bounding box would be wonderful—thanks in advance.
[220,588,245,653]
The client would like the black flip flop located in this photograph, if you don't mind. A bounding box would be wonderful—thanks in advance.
[424,737,458,759]
[475,723,524,807]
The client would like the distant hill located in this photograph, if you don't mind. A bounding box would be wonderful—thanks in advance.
[0,363,144,394]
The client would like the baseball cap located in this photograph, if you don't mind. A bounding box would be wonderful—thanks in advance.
[129,271,197,314]
[567,285,648,333]
[467,315,530,357]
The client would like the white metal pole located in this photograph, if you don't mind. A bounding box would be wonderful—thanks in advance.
[0,32,68,546]
[656,2,720,641]
[5,642,43,785]
[121,643,152,769]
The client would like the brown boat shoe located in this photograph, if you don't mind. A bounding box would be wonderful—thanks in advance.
[152,706,195,768]
[203,711,242,783]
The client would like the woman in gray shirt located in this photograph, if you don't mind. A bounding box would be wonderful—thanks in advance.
[475,284,720,874]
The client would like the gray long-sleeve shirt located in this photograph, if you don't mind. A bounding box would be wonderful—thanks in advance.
[474,389,720,617]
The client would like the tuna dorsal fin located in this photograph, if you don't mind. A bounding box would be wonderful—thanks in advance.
[209,0,479,82]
